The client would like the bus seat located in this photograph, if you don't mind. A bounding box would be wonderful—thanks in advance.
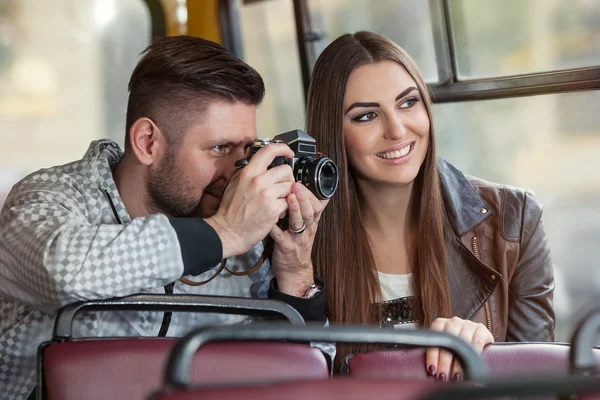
[418,374,600,400]
[43,338,328,400]
[40,294,312,400]
[150,378,446,400]
[343,342,600,379]
[148,323,487,400]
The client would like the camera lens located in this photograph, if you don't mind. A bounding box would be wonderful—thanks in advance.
[295,156,338,200]
[316,160,338,199]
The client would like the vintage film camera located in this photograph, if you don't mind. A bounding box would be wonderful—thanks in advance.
[235,129,339,201]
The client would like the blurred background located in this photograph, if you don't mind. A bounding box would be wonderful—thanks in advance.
[0,0,598,342]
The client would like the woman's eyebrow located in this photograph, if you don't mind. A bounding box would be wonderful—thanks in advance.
[344,102,379,114]
[344,86,419,115]
[396,86,418,101]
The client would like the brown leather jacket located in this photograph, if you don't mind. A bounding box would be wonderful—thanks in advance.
[438,159,555,342]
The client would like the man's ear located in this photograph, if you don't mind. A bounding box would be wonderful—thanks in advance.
[128,117,166,166]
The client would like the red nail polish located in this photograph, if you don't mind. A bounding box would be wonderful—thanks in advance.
[428,365,436,376]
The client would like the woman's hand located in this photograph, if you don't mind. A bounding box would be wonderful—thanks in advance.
[426,317,493,382]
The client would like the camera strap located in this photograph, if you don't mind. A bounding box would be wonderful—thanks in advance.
[178,163,276,287]
[178,238,273,286]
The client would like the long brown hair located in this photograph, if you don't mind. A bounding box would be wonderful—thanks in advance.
[307,31,451,361]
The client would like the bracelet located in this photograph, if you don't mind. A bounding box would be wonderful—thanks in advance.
[302,283,322,299]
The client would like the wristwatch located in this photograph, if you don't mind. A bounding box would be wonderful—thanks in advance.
[302,283,322,299]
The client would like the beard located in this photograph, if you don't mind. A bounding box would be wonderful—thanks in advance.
[146,148,221,218]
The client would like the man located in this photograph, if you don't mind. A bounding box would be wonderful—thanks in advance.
[0,36,329,399]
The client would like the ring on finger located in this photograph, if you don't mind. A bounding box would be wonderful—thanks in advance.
[289,221,306,235]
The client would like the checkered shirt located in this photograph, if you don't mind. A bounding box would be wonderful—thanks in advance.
[0,140,274,399]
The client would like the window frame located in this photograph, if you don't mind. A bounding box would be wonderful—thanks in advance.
[218,0,246,59]
[142,0,167,39]
[218,0,600,104]
[429,0,600,102]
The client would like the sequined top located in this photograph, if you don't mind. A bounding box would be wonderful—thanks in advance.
[377,272,418,328]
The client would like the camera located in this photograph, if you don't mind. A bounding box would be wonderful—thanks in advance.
[235,129,338,200]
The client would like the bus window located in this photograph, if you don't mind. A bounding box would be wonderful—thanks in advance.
[449,0,600,78]
[225,0,600,342]
[434,89,600,341]
[307,0,439,83]
[239,0,305,138]
[0,0,150,208]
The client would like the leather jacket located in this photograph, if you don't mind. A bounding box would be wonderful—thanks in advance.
[438,158,555,342]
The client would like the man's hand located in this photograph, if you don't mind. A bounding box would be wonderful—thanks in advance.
[425,317,494,382]
[269,183,330,297]
[205,143,295,258]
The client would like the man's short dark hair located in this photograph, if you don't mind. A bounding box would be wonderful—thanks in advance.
[125,36,265,149]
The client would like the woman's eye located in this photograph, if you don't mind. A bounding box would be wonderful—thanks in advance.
[399,97,420,109]
[354,112,377,122]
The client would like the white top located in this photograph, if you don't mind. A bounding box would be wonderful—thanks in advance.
[377,271,417,329]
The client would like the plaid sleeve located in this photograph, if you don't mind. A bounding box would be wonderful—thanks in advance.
[0,178,184,311]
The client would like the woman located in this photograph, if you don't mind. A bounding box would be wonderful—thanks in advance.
[307,31,555,381]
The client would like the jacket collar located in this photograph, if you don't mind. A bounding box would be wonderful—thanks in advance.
[437,158,493,237]
[83,139,131,224]
[437,158,500,320]
[83,139,123,167]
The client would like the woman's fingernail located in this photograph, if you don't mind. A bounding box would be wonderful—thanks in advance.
[452,373,461,382]
[436,373,446,382]
[428,365,436,376]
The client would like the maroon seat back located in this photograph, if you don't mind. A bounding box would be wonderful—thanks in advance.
[42,293,310,400]
[43,338,328,400]
[148,324,487,400]
[150,378,447,400]
[345,343,600,379]
[417,374,600,400]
